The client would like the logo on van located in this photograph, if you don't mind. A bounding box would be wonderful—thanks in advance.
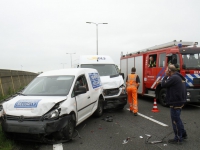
[14,99,41,108]
[89,73,101,89]
[87,56,106,61]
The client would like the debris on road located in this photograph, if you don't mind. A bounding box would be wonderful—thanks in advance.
[122,137,130,144]
[101,116,113,122]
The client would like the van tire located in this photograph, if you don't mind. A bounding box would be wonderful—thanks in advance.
[63,114,75,141]
[94,98,104,117]
[159,88,167,107]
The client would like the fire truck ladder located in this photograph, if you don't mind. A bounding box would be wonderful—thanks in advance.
[132,40,198,54]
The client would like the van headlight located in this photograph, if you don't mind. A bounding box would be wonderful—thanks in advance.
[120,85,126,95]
[0,107,6,119]
[44,109,60,120]
[0,105,2,111]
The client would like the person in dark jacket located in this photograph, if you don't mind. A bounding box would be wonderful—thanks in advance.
[161,64,187,144]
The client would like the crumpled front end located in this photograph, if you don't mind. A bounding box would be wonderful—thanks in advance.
[103,85,127,109]
[1,114,71,143]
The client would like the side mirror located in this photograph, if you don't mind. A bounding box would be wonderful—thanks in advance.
[120,73,124,79]
[74,86,87,96]
[172,54,177,64]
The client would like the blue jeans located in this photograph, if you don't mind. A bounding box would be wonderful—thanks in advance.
[170,108,186,142]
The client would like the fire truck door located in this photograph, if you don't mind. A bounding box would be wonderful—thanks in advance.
[144,54,158,89]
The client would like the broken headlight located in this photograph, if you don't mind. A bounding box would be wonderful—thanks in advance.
[44,108,61,120]
[120,85,126,95]
[0,105,2,111]
[0,107,6,120]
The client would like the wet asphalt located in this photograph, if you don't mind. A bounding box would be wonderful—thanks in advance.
[7,96,200,150]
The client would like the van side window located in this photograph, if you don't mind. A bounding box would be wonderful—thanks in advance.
[71,75,89,97]
[159,53,166,67]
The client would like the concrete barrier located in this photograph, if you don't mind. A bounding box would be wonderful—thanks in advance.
[0,69,38,98]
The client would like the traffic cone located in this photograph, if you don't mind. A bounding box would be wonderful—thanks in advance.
[151,98,159,112]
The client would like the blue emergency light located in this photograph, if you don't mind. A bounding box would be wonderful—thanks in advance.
[178,43,182,48]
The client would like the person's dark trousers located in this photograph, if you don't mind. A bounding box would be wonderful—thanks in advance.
[170,107,186,142]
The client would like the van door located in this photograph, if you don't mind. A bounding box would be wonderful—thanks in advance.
[73,75,92,123]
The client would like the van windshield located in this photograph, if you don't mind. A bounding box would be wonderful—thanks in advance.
[22,76,74,96]
[81,64,119,76]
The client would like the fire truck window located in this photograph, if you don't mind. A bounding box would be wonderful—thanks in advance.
[167,56,172,65]
[159,53,166,67]
[148,55,157,68]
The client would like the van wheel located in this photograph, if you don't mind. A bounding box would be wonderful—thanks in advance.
[94,98,104,117]
[63,114,75,141]
[159,88,167,107]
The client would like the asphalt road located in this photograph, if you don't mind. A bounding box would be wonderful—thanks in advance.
[12,96,200,150]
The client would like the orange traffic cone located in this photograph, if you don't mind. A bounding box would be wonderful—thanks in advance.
[151,98,159,112]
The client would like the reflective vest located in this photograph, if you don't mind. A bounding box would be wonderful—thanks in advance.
[127,74,138,87]
[149,61,156,67]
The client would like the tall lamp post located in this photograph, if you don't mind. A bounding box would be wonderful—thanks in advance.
[66,53,76,68]
[86,22,108,55]
[61,63,67,68]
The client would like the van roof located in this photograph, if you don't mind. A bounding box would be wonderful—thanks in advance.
[79,55,114,64]
[38,68,98,77]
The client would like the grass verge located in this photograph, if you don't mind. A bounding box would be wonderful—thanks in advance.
[0,126,14,150]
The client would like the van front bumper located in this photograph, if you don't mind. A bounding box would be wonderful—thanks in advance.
[103,94,127,109]
[2,115,71,134]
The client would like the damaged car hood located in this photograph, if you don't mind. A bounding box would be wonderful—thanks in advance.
[101,75,124,89]
[3,96,66,116]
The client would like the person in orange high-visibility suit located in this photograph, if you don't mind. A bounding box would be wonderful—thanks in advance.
[126,67,140,116]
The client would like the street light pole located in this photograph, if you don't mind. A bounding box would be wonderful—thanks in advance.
[86,22,108,55]
[66,53,76,68]
[61,63,67,68]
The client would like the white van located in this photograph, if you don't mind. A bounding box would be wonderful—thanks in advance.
[1,68,104,142]
[78,55,127,110]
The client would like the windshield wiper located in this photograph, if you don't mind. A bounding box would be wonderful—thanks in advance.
[110,74,119,78]
[17,92,27,96]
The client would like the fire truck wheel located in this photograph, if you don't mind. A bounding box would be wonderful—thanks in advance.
[159,88,167,107]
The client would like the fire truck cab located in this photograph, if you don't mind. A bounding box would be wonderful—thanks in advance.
[120,40,200,106]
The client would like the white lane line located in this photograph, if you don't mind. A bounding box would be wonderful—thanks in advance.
[53,143,63,150]
[188,104,200,108]
[127,109,168,127]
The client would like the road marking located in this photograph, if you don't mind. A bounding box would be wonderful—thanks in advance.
[127,109,168,127]
[53,143,63,150]
[188,104,200,108]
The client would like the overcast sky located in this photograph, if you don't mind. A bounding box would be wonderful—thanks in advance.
[0,0,200,73]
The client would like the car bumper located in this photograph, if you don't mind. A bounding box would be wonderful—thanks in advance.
[2,115,70,134]
[103,94,127,109]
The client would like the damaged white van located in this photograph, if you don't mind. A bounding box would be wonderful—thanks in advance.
[1,68,103,142]
[78,55,127,110]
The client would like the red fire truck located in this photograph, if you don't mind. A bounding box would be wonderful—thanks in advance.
[120,40,200,106]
